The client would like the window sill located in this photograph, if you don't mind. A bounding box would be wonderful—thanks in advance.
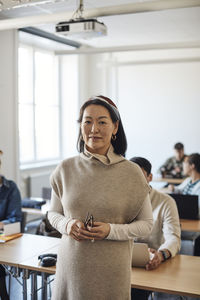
[20,160,60,171]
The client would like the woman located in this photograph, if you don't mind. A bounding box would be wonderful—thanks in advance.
[0,150,22,300]
[48,95,153,300]
[169,153,200,197]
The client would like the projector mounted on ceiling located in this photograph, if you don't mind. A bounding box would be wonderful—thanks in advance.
[56,19,107,39]
[55,0,107,40]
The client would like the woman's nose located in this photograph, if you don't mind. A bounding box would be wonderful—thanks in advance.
[91,122,99,133]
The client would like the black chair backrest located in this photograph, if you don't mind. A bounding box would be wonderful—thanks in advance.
[42,187,52,200]
[21,211,27,233]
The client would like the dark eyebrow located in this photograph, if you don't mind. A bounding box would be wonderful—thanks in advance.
[98,116,108,120]
[84,116,108,119]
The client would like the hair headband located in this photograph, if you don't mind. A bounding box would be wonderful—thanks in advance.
[89,96,120,119]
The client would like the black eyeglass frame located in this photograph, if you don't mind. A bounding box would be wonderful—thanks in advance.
[84,212,94,229]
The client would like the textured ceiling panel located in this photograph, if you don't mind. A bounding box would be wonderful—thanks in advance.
[0,0,144,19]
[0,0,199,50]
[0,0,64,10]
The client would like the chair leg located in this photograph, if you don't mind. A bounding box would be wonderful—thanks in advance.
[150,292,154,299]
[48,278,51,300]
[8,272,11,296]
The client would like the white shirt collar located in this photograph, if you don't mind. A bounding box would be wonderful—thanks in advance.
[82,145,125,165]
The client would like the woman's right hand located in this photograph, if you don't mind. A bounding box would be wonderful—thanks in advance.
[66,219,85,241]
[66,219,98,242]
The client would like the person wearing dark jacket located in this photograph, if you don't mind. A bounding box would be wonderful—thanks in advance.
[159,142,186,178]
[0,150,22,300]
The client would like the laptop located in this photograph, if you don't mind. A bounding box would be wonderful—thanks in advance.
[169,193,199,220]
[132,243,150,267]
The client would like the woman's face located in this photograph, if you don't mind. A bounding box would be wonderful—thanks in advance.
[81,104,118,156]
[183,156,193,176]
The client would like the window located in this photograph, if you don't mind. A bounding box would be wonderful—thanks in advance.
[18,45,60,165]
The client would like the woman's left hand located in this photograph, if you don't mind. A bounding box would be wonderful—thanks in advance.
[78,222,111,241]
[88,222,111,240]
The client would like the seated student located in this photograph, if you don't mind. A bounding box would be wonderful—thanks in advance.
[169,153,200,197]
[130,157,181,300]
[169,154,200,300]
[0,150,22,300]
[169,153,200,223]
[159,142,186,178]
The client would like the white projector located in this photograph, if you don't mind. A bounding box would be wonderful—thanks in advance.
[55,19,107,39]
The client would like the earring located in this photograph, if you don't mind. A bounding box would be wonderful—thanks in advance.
[112,134,117,141]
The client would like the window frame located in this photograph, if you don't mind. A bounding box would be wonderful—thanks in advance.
[18,43,62,168]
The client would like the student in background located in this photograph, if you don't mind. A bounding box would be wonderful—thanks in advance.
[130,157,181,300]
[169,153,200,197]
[169,153,200,220]
[170,153,200,279]
[0,150,22,300]
[159,142,186,178]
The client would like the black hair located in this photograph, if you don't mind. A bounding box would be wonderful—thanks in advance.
[0,150,2,167]
[174,142,184,150]
[129,157,152,176]
[188,153,200,173]
[77,96,127,156]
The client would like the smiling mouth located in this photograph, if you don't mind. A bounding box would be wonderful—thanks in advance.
[89,136,102,140]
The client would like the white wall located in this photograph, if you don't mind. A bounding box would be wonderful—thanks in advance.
[86,49,200,175]
[60,55,79,158]
[86,53,117,100]
[0,30,19,182]
[118,61,200,175]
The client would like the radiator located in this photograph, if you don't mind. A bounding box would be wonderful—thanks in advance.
[28,172,51,198]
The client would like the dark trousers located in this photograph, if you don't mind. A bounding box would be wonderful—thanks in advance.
[0,265,9,300]
[0,265,5,277]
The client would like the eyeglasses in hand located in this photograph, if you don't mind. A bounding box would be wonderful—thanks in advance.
[84,212,94,229]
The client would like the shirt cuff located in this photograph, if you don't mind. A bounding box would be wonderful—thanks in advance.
[66,219,77,235]
[106,224,124,240]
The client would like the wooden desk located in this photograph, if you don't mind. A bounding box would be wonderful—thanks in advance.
[180,219,200,232]
[19,244,58,275]
[0,234,60,267]
[131,255,200,297]
[1,235,200,298]
[153,177,184,184]
[17,243,200,298]
[0,234,60,300]
[24,252,200,298]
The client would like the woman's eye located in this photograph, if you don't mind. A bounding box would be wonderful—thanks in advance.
[99,121,106,125]
[84,120,91,124]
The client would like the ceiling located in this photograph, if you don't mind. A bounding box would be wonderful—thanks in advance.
[0,0,200,51]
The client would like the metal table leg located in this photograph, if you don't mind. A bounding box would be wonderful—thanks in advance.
[41,273,48,300]
[31,272,38,300]
[22,269,29,300]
